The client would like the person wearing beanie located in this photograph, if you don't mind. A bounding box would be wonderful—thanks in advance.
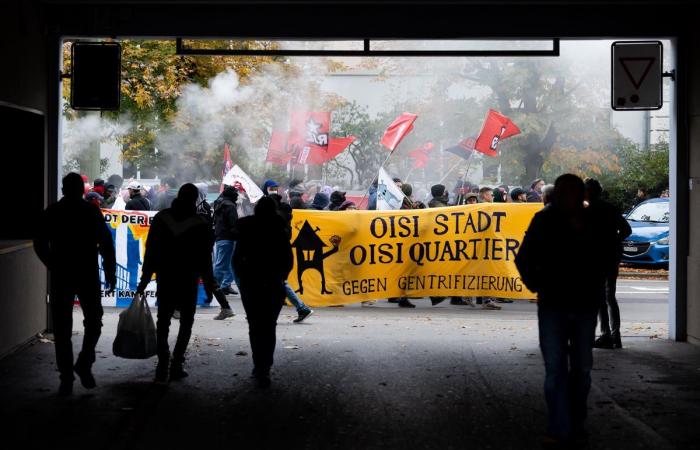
[137,184,219,383]
[527,178,545,202]
[328,191,347,211]
[429,184,449,208]
[510,187,528,203]
[310,192,330,210]
[34,173,117,396]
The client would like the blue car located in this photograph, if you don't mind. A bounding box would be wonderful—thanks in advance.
[621,198,670,267]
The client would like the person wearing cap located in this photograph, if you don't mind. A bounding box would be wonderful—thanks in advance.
[328,190,347,211]
[85,191,104,209]
[262,179,279,196]
[125,181,151,211]
[510,187,528,203]
[310,192,330,210]
[464,192,479,205]
[338,200,357,211]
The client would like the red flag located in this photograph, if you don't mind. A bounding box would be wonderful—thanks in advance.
[266,131,291,165]
[408,142,434,168]
[381,112,417,151]
[288,111,331,163]
[474,109,521,157]
[301,136,356,165]
[222,143,233,178]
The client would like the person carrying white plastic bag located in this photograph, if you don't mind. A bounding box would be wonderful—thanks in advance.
[113,293,157,359]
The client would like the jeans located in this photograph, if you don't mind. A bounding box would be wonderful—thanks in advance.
[285,281,310,313]
[537,307,598,440]
[599,272,621,338]
[213,240,236,290]
[50,276,103,382]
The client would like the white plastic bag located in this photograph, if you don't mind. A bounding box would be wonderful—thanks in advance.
[113,293,157,359]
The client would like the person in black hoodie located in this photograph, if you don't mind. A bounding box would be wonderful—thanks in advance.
[585,178,632,349]
[212,186,239,301]
[328,190,346,211]
[34,172,117,395]
[515,174,606,447]
[136,183,217,383]
[233,196,293,388]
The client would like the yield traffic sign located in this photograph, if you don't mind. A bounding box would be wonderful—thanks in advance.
[612,41,663,110]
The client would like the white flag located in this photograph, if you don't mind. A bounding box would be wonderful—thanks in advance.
[222,164,265,203]
[376,167,404,210]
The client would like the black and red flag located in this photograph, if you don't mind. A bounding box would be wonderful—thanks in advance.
[444,137,476,161]
[473,109,521,157]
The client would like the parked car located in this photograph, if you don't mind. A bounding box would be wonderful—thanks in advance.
[621,198,669,267]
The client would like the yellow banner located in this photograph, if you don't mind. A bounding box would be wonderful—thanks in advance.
[288,203,542,306]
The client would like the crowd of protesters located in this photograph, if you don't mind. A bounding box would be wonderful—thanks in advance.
[38,169,647,448]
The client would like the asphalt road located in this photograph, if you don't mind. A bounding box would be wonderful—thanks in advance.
[2,277,694,450]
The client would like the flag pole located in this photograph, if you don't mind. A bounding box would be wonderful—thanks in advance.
[360,147,396,207]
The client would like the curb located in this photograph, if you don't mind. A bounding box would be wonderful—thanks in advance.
[619,272,668,279]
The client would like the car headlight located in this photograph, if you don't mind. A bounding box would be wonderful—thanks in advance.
[656,237,669,245]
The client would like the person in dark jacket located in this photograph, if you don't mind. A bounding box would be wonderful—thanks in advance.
[510,187,528,203]
[585,178,632,349]
[136,183,218,383]
[527,178,545,202]
[34,173,117,396]
[270,193,314,323]
[367,179,378,211]
[310,192,330,210]
[125,181,151,211]
[515,173,606,446]
[210,187,239,318]
[328,190,346,211]
[233,196,294,388]
[153,177,178,211]
[428,184,449,208]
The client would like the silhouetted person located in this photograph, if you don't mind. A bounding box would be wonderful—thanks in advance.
[633,187,648,206]
[585,178,632,349]
[136,183,217,383]
[515,173,606,447]
[233,196,293,388]
[34,172,116,396]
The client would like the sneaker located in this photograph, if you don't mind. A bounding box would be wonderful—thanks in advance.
[73,362,97,389]
[482,301,502,310]
[361,301,375,306]
[463,298,476,308]
[475,297,483,305]
[169,361,189,381]
[58,380,73,396]
[594,335,614,349]
[398,299,416,308]
[387,298,400,303]
[222,286,238,295]
[495,298,514,303]
[154,361,169,384]
[293,309,313,323]
[214,308,235,320]
[172,310,180,320]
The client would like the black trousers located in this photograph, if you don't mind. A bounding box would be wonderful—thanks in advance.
[50,277,103,382]
[599,271,621,338]
[239,280,286,373]
[156,280,199,364]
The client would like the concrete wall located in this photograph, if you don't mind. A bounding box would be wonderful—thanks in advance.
[0,1,49,356]
[0,244,47,357]
[687,34,700,344]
